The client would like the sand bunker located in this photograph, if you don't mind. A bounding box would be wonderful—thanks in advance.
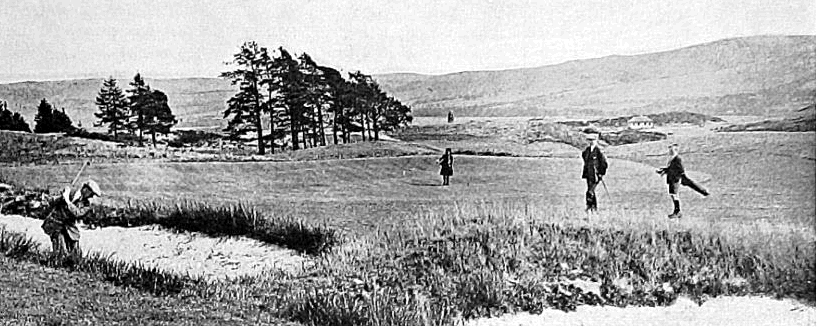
[0,215,309,281]
[0,215,814,326]
[464,295,815,326]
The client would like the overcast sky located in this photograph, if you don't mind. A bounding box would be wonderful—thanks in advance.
[0,0,815,83]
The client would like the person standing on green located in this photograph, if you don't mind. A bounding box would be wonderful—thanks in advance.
[581,132,608,212]
[438,148,454,186]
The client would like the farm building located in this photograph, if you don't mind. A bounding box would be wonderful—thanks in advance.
[628,115,654,129]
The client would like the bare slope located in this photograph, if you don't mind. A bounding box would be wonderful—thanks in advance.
[375,35,815,117]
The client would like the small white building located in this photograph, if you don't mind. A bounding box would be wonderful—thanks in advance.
[628,116,654,129]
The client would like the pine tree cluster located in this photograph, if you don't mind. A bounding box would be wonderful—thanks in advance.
[94,75,177,147]
[222,41,413,155]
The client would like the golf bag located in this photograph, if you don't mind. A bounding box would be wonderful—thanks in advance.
[680,174,709,196]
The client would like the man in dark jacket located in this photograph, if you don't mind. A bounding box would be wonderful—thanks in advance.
[657,143,710,218]
[657,144,684,218]
[581,133,608,212]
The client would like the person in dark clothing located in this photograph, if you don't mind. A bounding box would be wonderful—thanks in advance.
[41,180,101,259]
[657,143,709,218]
[438,148,454,186]
[581,133,608,212]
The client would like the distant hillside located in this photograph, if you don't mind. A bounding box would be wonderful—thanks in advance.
[0,35,814,129]
[0,78,234,130]
[717,104,816,132]
[375,35,815,118]
[558,111,725,127]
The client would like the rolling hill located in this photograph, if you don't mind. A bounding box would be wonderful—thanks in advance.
[0,35,814,129]
[375,35,815,118]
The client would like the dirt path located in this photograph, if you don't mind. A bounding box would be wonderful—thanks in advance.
[0,215,309,281]
[465,296,815,326]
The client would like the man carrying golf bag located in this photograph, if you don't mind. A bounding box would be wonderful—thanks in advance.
[657,143,709,218]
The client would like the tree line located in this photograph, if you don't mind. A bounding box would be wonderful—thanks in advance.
[2,42,408,155]
[94,73,177,147]
[0,98,75,134]
[0,73,177,148]
[222,41,413,154]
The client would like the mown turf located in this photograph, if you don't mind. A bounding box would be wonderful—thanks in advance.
[0,155,694,234]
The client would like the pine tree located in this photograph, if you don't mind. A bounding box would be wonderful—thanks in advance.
[0,101,32,132]
[11,112,31,132]
[0,102,12,130]
[94,77,129,139]
[143,89,177,148]
[221,41,268,155]
[319,67,346,145]
[127,73,152,146]
[34,99,55,133]
[52,108,74,132]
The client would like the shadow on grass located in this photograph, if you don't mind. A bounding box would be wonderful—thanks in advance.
[407,182,443,187]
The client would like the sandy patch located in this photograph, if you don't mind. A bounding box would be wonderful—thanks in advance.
[464,296,815,326]
[0,215,309,281]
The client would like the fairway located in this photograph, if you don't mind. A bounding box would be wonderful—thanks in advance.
[2,131,814,240]
[0,153,760,234]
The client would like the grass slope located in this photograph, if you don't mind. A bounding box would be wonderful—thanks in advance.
[717,104,816,132]
[0,256,285,325]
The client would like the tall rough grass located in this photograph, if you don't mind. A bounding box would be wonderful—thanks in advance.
[85,201,339,255]
[276,203,815,324]
[1,199,815,326]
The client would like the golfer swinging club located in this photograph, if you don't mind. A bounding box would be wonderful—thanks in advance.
[41,180,102,260]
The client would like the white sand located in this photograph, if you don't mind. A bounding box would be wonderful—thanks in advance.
[464,296,815,326]
[0,215,309,281]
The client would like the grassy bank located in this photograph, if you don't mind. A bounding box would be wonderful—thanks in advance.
[285,204,814,324]
[0,199,814,325]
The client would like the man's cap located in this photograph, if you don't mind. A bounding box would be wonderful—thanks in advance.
[82,180,102,197]
[669,143,679,147]
[581,126,600,134]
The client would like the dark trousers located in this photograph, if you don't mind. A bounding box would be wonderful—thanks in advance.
[50,229,81,259]
[585,177,598,210]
